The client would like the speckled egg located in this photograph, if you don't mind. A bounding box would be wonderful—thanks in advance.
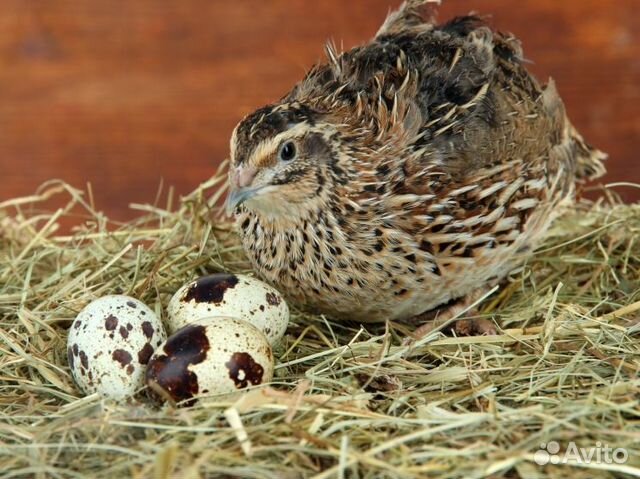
[166,273,289,345]
[67,295,166,399]
[146,317,274,405]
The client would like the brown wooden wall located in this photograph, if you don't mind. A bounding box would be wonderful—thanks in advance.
[0,0,638,220]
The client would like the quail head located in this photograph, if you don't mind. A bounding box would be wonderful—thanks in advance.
[225,0,606,326]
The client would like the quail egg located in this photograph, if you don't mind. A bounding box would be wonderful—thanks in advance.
[167,273,289,345]
[67,295,166,399]
[146,317,274,405]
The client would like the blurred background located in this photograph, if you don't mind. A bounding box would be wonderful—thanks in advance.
[0,0,638,220]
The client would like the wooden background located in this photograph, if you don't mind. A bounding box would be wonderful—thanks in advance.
[0,0,638,220]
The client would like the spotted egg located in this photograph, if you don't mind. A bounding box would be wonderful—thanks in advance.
[145,317,274,405]
[167,273,289,345]
[67,295,166,400]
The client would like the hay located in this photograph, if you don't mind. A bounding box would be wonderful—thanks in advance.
[1,164,639,478]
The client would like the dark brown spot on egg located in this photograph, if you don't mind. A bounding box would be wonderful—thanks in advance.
[119,326,129,339]
[126,364,135,375]
[182,274,239,305]
[259,305,265,312]
[265,292,281,306]
[105,315,118,331]
[79,350,89,369]
[141,321,154,339]
[145,324,209,406]
[112,349,132,368]
[225,352,264,389]
[126,301,137,308]
[138,343,154,365]
[126,323,133,331]
[72,344,79,356]
[67,347,74,369]
[73,320,81,329]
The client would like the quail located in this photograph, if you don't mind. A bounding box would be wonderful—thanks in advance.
[224,1,606,332]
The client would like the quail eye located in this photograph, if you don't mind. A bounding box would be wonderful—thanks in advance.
[279,141,297,162]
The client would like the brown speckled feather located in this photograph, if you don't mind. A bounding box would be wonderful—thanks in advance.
[226,2,606,322]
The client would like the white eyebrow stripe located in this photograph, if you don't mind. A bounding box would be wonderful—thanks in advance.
[229,124,240,162]
[246,122,311,166]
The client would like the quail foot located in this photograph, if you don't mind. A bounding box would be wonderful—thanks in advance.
[225,0,606,337]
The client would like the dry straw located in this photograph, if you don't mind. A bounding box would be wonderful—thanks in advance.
[1,166,639,478]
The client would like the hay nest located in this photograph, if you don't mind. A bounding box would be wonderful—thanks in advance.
[1,167,639,478]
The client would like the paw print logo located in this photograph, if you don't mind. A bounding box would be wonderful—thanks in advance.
[534,441,561,465]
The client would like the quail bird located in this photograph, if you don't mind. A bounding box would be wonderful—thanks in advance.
[225,1,606,332]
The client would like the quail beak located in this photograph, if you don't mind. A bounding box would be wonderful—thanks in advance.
[225,186,261,216]
[225,165,260,216]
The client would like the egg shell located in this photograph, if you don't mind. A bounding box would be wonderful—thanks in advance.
[166,273,289,345]
[67,295,166,400]
[146,317,274,405]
